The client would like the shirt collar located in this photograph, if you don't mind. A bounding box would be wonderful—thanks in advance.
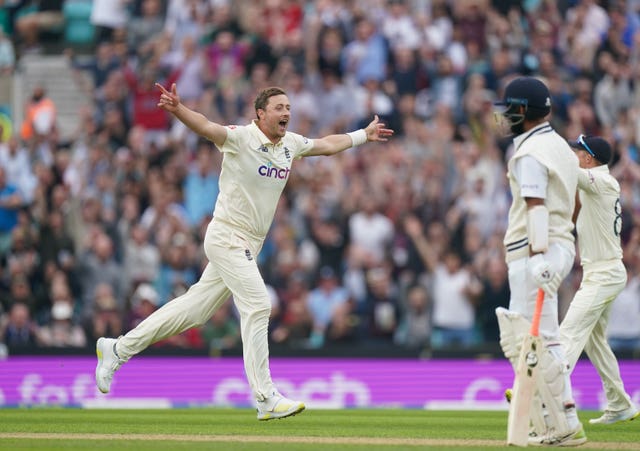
[249,120,280,146]
[589,164,610,174]
[513,121,552,150]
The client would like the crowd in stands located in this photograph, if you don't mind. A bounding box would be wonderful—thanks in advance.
[0,0,640,355]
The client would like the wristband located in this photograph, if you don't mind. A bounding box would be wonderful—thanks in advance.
[347,129,367,147]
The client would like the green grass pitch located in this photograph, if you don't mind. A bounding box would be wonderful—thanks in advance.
[0,408,638,450]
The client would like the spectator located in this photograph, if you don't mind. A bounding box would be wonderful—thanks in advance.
[475,254,509,343]
[127,0,165,60]
[200,301,240,353]
[205,28,248,86]
[77,231,125,310]
[37,300,87,348]
[14,0,64,53]
[348,195,394,266]
[0,301,38,348]
[182,141,220,228]
[161,34,207,104]
[359,266,400,342]
[307,216,348,278]
[19,84,56,146]
[153,232,198,305]
[36,208,76,278]
[394,283,431,348]
[90,0,130,43]
[85,282,123,343]
[564,0,610,72]
[282,70,318,135]
[341,16,387,86]
[164,0,206,50]
[307,266,351,348]
[404,215,481,349]
[0,29,15,74]
[607,267,640,352]
[122,221,160,291]
[122,61,182,146]
[0,271,35,315]
[325,301,358,345]
[270,272,313,346]
[593,53,632,129]
[126,282,159,330]
[0,135,36,203]
[381,0,422,52]
[68,41,122,91]
[139,176,190,247]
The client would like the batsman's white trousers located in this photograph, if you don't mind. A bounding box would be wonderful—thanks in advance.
[117,219,276,401]
[560,259,633,411]
[507,242,575,341]
[508,242,579,428]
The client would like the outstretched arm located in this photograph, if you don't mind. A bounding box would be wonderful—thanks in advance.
[156,82,227,148]
[306,115,394,157]
[403,215,438,273]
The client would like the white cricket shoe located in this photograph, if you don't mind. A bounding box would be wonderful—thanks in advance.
[589,407,639,425]
[528,423,587,447]
[256,392,305,421]
[95,337,125,394]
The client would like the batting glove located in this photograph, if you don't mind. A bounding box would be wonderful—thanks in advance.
[529,253,562,298]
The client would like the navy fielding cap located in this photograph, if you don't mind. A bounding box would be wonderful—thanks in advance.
[568,135,612,165]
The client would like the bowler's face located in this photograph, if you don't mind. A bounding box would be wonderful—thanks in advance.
[259,94,291,142]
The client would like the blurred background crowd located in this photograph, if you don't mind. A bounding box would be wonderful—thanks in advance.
[0,0,639,357]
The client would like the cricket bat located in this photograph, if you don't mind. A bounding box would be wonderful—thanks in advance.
[507,288,545,447]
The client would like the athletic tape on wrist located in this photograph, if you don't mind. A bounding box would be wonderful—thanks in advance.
[347,129,367,147]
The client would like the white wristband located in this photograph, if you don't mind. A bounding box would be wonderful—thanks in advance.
[347,129,367,147]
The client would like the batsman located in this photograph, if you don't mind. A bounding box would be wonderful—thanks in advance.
[493,77,586,447]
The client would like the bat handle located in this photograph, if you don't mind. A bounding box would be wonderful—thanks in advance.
[530,288,544,337]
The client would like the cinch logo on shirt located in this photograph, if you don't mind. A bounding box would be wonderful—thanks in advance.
[258,162,290,180]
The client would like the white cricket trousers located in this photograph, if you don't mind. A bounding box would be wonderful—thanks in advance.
[117,219,276,401]
[507,242,579,429]
[507,243,575,341]
[560,259,633,411]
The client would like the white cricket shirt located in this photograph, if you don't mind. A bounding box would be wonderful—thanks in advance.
[212,120,314,240]
[504,122,578,262]
[576,164,623,265]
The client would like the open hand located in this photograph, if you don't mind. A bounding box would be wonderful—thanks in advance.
[364,115,394,142]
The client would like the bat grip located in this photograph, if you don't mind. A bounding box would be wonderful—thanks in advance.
[530,289,544,337]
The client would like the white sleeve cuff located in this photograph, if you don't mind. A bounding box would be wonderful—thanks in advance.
[346,129,367,147]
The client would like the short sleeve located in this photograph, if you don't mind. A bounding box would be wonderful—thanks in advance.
[218,125,242,154]
[577,168,597,193]
[514,155,548,199]
[287,132,314,159]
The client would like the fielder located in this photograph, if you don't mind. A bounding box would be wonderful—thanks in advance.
[494,76,586,446]
[560,135,639,425]
[95,83,393,420]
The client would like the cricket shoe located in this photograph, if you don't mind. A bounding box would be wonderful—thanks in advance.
[589,407,639,425]
[256,391,305,421]
[95,337,125,394]
[528,423,587,447]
